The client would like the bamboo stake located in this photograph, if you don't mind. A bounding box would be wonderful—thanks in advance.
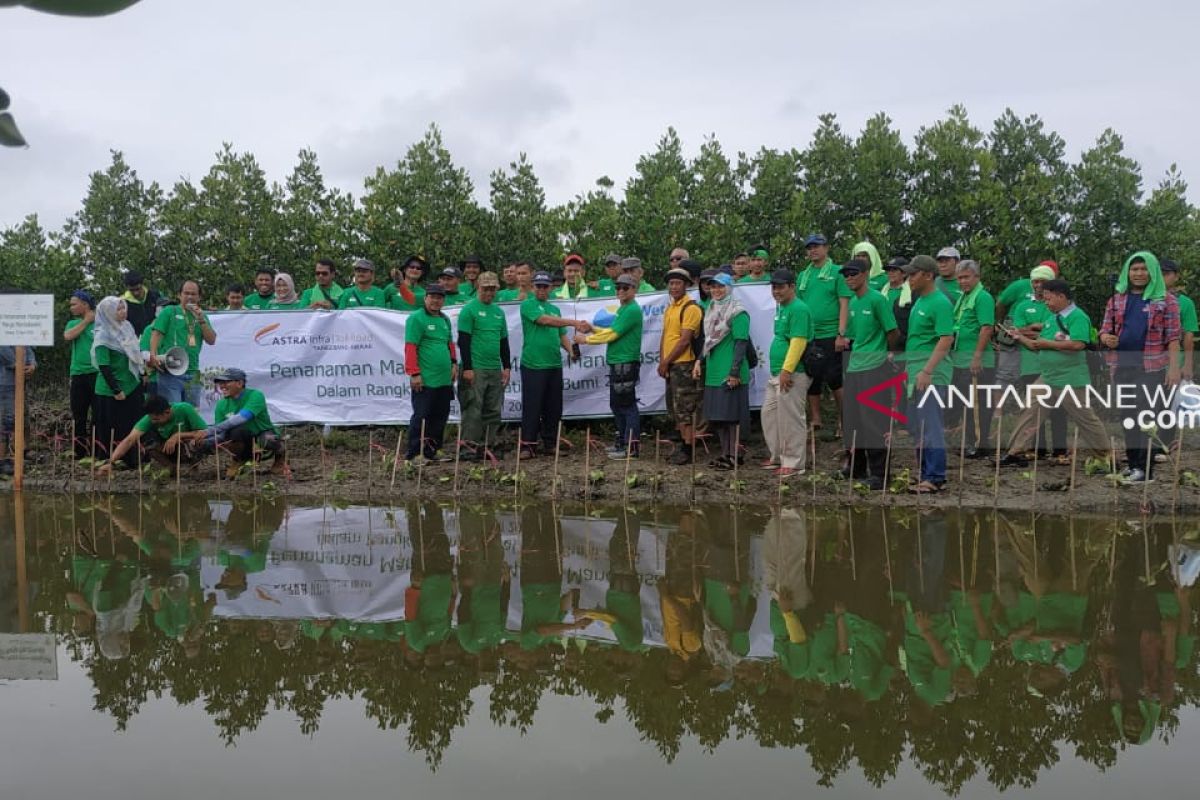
[1030,408,1041,506]
[623,432,633,505]
[390,427,403,491]
[810,421,818,503]
[175,423,182,495]
[882,510,894,602]
[1142,435,1152,511]
[1068,428,1080,511]
[732,423,741,501]
[417,419,427,495]
[89,425,96,493]
[690,413,698,507]
[12,346,25,491]
[846,430,857,501]
[584,425,592,505]
[71,420,77,488]
[107,430,115,493]
[214,436,222,493]
[882,414,894,498]
[136,425,143,494]
[993,410,1003,507]
[319,433,329,496]
[368,428,375,502]
[1070,515,1078,590]
[511,418,519,500]
[957,410,968,502]
[654,433,661,504]
[1111,436,1120,513]
[1172,421,1185,514]
[552,420,563,500]
[452,426,461,497]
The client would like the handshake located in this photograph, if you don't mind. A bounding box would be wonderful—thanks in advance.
[572,319,593,334]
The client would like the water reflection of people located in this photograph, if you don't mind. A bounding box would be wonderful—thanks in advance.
[579,509,648,653]
[702,507,756,684]
[765,508,813,680]
[67,529,147,660]
[660,509,705,682]
[405,502,457,666]
[456,505,510,656]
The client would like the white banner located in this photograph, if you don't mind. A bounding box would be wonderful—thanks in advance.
[0,633,58,680]
[197,286,779,425]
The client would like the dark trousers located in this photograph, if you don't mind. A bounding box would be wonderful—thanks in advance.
[842,364,891,479]
[610,363,640,452]
[520,366,563,451]
[95,384,145,465]
[951,366,997,450]
[406,385,453,460]
[70,373,98,458]
[225,427,283,463]
[1116,365,1165,476]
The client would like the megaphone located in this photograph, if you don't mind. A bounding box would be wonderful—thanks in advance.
[163,346,190,377]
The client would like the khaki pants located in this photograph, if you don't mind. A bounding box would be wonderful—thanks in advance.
[1005,380,1111,458]
[762,373,811,470]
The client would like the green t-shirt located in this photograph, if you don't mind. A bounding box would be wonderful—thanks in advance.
[459,298,508,371]
[602,301,644,365]
[868,273,888,292]
[636,280,656,294]
[704,577,753,656]
[949,591,994,677]
[846,289,897,373]
[998,278,1032,311]
[151,304,210,377]
[520,582,564,650]
[213,387,277,435]
[845,614,894,701]
[93,346,140,397]
[903,606,957,706]
[405,308,454,388]
[385,282,425,312]
[606,589,647,652]
[951,287,996,369]
[406,573,453,653]
[336,285,388,309]
[935,275,962,304]
[770,297,813,376]
[442,288,469,307]
[798,261,853,338]
[1010,296,1049,376]
[1176,292,1198,369]
[904,290,955,391]
[770,602,812,679]
[65,319,97,376]
[520,296,565,370]
[737,273,769,284]
[243,292,274,310]
[496,288,528,303]
[809,613,851,686]
[1037,305,1093,388]
[596,278,617,296]
[298,282,344,308]
[1007,592,1088,673]
[456,584,509,654]
[1156,593,1197,669]
[884,284,905,305]
[266,299,303,310]
[703,311,751,387]
[134,402,207,440]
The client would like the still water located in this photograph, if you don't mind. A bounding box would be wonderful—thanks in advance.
[1,494,1197,799]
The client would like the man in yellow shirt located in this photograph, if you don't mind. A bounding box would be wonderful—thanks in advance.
[658,267,704,464]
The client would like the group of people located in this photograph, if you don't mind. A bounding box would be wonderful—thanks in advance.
[18,236,1192,491]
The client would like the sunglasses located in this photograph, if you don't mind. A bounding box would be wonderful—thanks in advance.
[315,270,331,276]
[669,256,683,262]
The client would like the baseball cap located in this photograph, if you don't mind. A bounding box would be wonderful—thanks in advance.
[665,267,692,284]
[678,258,702,279]
[936,247,961,260]
[1039,259,1060,276]
[711,272,734,287]
[840,261,868,280]
[603,252,622,265]
[123,270,145,287]
[213,367,247,383]
[699,268,719,282]
[460,253,483,267]
[620,257,642,271]
[352,258,376,272]
[1161,258,1179,273]
[532,271,553,285]
[403,255,428,271]
[1029,266,1056,281]
[615,274,637,289]
[425,283,447,296]
[477,271,500,288]
[904,255,938,275]
[804,234,828,247]
[563,252,585,266]
[769,269,795,285]
[440,266,463,279]
[885,257,909,271]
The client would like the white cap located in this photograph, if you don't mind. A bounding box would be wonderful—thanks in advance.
[936,246,961,259]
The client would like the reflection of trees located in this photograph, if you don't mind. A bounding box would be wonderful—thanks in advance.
[17,498,1200,792]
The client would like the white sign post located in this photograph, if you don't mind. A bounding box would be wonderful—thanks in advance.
[0,293,54,490]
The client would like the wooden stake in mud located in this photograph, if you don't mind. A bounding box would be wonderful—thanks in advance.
[732,424,741,501]
[1172,421,1185,513]
[690,413,699,507]
[1069,515,1078,590]
[89,426,96,494]
[1110,436,1120,513]
[810,423,818,503]
[552,420,563,500]
[957,413,968,502]
[71,421,77,488]
[882,511,894,602]
[1030,408,1041,506]
[417,419,427,495]
[623,433,634,505]
[993,410,1003,507]
[136,426,143,494]
[214,436,222,493]
[1142,436,1153,511]
[108,430,115,493]
[452,427,461,498]
[881,414,895,498]
[846,430,857,501]
[12,346,25,491]
[175,423,182,496]
[390,427,404,491]
[368,428,375,502]
[319,432,329,494]
[1068,428,1080,511]
[584,424,592,505]
[511,420,520,500]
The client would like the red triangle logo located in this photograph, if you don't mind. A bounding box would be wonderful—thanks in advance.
[856,371,908,424]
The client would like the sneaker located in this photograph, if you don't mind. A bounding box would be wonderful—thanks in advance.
[775,467,804,478]
[996,453,1029,467]
[604,447,625,459]
[607,448,639,460]
[760,458,780,471]
[431,451,455,463]
[1121,468,1154,485]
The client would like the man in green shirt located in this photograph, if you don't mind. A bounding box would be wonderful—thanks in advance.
[519,271,591,457]
[99,394,209,475]
[999,280,1112,465]
[762,269,814,477]
[336,258,388,309]
[242,267,276,310]
[64,290,98,459]
[621,257,657,294]
[224,283,245,310]
[841,260,899,489]
[935,246,962,304]
[299,258,344,309]
[1161,259,1195,456]
[404,285,457,462]
[553,252,595,300]
[578,274,645,458]
[797,233,853,435]
[148,279,216,406]
[595,252,623,295]
[459,254,483,297]
[497,261,533,302]
[385,255,428,311]
[208,367,286,477]
[437,266,470,306]
[950,260,996,458]
[456,505,511,656]
[903,255,955,492]
[737,245,770,283]
[458,272,511,457]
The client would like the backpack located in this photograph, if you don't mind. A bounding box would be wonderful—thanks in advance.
[679,300,704,359]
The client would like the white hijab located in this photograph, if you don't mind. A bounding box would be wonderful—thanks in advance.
[91,296,145,376]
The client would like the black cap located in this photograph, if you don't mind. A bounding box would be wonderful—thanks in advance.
[424,283,446,296]
[885,256,909,271]
[403,255,428,272]
[718,263,735,276]
[460,254,483,267]
[678,258,702,279]
[123,270,145,287]
[839,259,868,276]
[213,367,247,383]
[615,274,637,289]
[904,255,938,275]
[1161,258,1179,273]
[769,269,795,285]
[804,233,828,247]
[440,266,463,279]
[532,271,553,285]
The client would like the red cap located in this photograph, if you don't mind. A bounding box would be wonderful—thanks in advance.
[1039,260,1059,276]
[563,252,585,266]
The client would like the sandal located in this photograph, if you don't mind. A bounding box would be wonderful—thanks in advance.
[909,480,942,494]
[710,456,735,471]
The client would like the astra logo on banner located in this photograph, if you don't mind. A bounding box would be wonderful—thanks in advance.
[856,371,908,425]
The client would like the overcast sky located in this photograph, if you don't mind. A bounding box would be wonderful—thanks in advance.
[2,0,1197,231]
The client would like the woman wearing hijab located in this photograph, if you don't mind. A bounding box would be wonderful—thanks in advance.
[268,273,302,310]
[92,296,146,463]
[63,289,98,459]
[692,272,751,470]
[1100,251,1181,484]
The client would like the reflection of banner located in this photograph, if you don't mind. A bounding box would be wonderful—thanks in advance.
[0,633,57,680]
[198,286,778,425]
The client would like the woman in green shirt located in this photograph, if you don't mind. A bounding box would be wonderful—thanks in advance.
[693,273,750,470]
[91,296,147,465]
[267,273,303,309]
[64,290,98,459]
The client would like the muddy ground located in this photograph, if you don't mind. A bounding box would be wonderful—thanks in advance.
[9,405,1200,516]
